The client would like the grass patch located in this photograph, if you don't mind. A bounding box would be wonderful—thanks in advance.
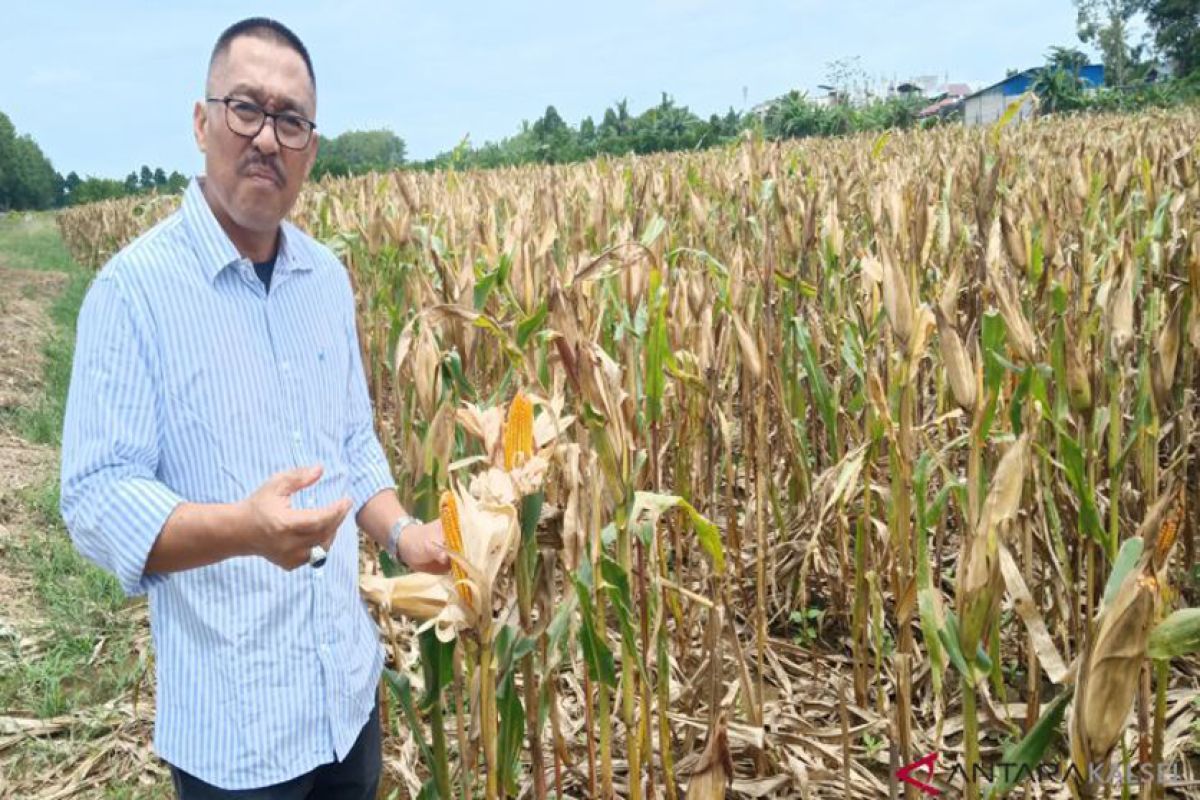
[0,212,79,273]
[0,211,93,446]
[0,481,145,719]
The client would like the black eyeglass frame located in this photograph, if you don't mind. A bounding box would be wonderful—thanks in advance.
[205,96,317,150]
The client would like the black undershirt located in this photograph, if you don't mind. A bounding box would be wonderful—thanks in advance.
[253,254,276,293]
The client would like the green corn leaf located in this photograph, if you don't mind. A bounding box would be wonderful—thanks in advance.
[983,690,1071,798]
[517,492,543,602]
[640,215,667,248]
[1029,229,1045,285]
[496,672,525,796]
[1051,416,1103,544]
[1148,608,1200,660]
[629,491,724,573]
[601,555,640,656]
[792,317,839,455]
[382,668,439,787]
[918,588,946,695]
[474,266,501,309]
[516,300,549,348]
[871,131,891,160]
[939,611,971,681]
[1104,537,1144,607]
[645,268,670,423]
[417,629,455,711]
[990,92,1032,148]
[938,610,993,683]
[572,572,617,686]
[1010,366,1034,437]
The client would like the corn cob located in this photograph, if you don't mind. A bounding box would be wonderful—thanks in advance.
[503,391,535,471]
[439,490,474,605]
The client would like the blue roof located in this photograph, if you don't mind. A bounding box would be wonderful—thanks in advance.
[967,64,1105,98]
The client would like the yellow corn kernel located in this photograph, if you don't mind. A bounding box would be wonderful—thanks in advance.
[1154,493,1184,571]
[503,392,534,471]
[439,490,473,605]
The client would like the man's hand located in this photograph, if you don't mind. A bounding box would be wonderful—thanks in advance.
[240,465,351,570]
[397,520,451,574]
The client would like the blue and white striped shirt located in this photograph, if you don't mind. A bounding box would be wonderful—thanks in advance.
[60,178,394,790]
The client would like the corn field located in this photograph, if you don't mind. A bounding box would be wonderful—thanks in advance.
[59,108,1200,799]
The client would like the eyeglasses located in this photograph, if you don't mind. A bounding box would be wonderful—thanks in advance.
[205,96,316,150]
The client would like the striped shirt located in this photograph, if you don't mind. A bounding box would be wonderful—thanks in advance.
[60,178,394,790]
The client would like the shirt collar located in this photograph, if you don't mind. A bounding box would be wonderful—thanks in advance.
[182,177,311,284]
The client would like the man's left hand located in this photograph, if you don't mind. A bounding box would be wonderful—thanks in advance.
[398,520,451,574]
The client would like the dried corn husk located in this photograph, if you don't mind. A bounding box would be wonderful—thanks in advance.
[687,714,733,800]
[1151,294,1183,413]
[1068,489,1183,795]
[934,305,976,412]
[1068,571,1157,791]
[958,433,1031,659]
[1066,338,1093,413]
[362,484,519,643]
[881,251,915,349]
[1108,264,1135,359]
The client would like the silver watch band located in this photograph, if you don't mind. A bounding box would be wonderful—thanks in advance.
[388,515,422,560]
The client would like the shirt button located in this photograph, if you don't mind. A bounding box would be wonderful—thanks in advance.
[281,361,290,371]
[320,644,330,655]
[292,430,302,442]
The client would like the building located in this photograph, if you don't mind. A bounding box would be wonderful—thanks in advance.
[916,83,975,120]
[962,65,1104,126]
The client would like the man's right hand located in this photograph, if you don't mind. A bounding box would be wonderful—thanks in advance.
[240,465,352,570]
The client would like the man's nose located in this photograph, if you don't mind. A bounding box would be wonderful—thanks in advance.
[252,118,281,156]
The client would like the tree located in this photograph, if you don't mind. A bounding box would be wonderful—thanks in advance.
[1075,0,1144,86]
[1034,50,1088,111]
[0,112,62,210]
[0,112,16,210]
[527,106,575,163]
[6,136,60,209]
[153,167,167,187]
[312,129,406,179]
[70,177,127,205]
[1047,45,1091,75]
[1140,0,1200,75]
[124,172,139,193]
[139,165,154,190]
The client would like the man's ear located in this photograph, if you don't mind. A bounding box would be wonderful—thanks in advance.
[304,132,319,177]
[193,101,208,154]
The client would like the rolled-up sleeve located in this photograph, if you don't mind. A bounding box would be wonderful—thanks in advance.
[341,273,396,518]
[60,275,183,596]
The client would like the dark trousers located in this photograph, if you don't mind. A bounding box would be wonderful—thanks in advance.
[170,702,382,799]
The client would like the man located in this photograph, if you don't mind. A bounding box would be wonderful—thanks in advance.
[59,17,447,798]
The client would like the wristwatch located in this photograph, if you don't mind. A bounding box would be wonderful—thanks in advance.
[387,515,422,561]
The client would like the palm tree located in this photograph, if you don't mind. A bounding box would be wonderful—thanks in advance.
[1033,46,1089,113]
[1046,45,1090,77]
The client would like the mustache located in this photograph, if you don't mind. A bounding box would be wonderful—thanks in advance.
[240,154,284,185]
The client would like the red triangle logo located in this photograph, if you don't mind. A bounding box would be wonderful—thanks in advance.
[897,752,940,796]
